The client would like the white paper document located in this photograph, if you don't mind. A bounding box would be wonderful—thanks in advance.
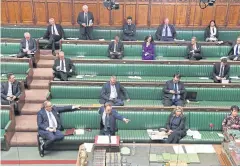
[173,145,185,154]
[230,76,239,79]
[97,136,117,144]
[187,129,202,139]
[199,77,209,80]
[217,133,224,138]
[84,143,94,152]
[75,129,84,135]
[76,55,85,58]
[128,76,142,80]
[76,75,84,79]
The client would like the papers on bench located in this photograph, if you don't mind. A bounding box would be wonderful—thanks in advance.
[199,77,209,80]
[66,38,79,40]
[185,145,215,154]
[147,129,168,140]
[75,129,84,135]
[96,136,117,144]
[76,74,96,79]
[128,76,142,80]
[76,55,85,58]
[99,39,105,41]
[8,54,16,57]
[187,129,201,139]
[230,76,240,79]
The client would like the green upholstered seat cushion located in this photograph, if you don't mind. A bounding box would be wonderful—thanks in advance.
[1,74,27,82]
[0,129,5,142]
[1,110,10,129]
[1,43,19,55]
[1,62,29,74]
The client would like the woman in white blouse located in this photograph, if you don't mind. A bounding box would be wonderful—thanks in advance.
[204,20,219,42]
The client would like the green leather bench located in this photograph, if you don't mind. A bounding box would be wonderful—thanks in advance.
[1,62,33,88]
[49,110,226,149]
[1,109,15,151]
[49,85,240,107]
[61,44,231,60]
[1,26,239,41]
[55,64,240,83]
[1,43,20,57]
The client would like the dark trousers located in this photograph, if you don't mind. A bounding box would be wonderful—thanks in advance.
[229,55,240,61]
[54,71,73,81]
[1,98,19,114]
[100,99,124,106]
[122,35,136,41]
[17,52,36,68]
[38,130,64,149]
[80,27,93,40]
[167,130,185,143]
[163,99,184,107]
[47,35,61,52]
[109,53,123,59]
[100,128,115,136]
[188,53,202,60]
[160,36,174,41]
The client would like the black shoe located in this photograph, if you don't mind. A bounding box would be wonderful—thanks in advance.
[52,51,56,56]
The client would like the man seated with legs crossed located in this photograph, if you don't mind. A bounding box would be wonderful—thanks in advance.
[37,101,80,157]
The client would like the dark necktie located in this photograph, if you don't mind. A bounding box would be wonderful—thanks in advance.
[235,45,239,55]
[174,83,178,99]
[52,26,55,35]
[84,13,88,24]
[165,25,168,37]
[105,114,110,128]
[61,60,64,70]
[220,65,224,77]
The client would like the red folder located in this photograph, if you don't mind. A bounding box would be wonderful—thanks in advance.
[64,128,75,136]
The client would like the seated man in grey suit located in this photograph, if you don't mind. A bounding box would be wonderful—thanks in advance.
[162,74,186,107]
[99,76,130,106]
[17,32,37,68]
[52,51,75,81]
[99,103,130,136]
[108,36,124,59]
[122,16,136,41]
[155,18,177,41]
[37,100,80,157]
[1,73,21,114]
[212,57,230,83]
[228,37,240,61]
[186,37,202,60]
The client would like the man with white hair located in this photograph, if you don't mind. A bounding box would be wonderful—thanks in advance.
[43,18,65,56]
[155,18,177,41]
[17,32,37,67]
[77,5,94,40]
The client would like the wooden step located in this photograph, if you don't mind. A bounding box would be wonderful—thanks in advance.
[33,68,53,80]
[21,103,43,115]
[15,115,37,132]
[10,132,38,147]
[37,59,55,68]
[40,49,59,60]
[29,80,50,89]
[25,89,49,103]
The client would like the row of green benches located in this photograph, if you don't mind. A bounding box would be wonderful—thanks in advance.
[50,110,229,149]
[1,26,239,41]
[1,42,233,61]
[48,84,240,108]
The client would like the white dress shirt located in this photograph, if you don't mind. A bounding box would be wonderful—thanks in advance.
[46,110,58,128]
[60,59,66,72]
[234,44,240,55]
[7,82,13,97]
[26,40,29,51]
[109,85,117,99]
[219,64,225,77]
[51,24,59,36]
[210,27,217,37]
[113,43,117,52]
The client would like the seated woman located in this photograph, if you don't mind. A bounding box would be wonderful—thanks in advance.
[186,37,202,60]
[205,20,219,42]
[165,107,186,143]
[222,105,240,131]
[142,35,155,60]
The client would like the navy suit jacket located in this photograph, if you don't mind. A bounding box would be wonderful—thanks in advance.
[19,38,37,53]
[162,80,186,100]
[1,81,21,100]
[99,81,129,104]
[155,24,177,40]
[37,105,73,132]
[98,106,124,133]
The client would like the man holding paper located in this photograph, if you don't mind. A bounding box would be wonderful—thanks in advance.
[212,57,230,83]
[52,51,75,81]
[99,103,130,135]
[77,5,94,40]
[17,32,37,67]
[108,36,124,59]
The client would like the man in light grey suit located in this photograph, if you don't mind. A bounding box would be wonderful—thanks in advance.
[17,32,37,67]
[77,5,94,40]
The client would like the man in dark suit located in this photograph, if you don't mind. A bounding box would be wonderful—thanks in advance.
[99,103,130,136]
[155,18,177,41]
[52,51,75,81]
[77,5,94,40]
[186,37,202,60]
[122,16,136,41]
[99,76,130,106]
[37,100,80,157]
[212,57,230,83]
[1,73,21,114]
[17,32,37,67]
[43,18,65,56]
[108,36,124,59]
[228,37,240,61]
[162,74,186,107]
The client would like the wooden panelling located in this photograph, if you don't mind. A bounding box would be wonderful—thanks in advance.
[1,0,240,28]
[1,1,8,24]
[19,1,33,24]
